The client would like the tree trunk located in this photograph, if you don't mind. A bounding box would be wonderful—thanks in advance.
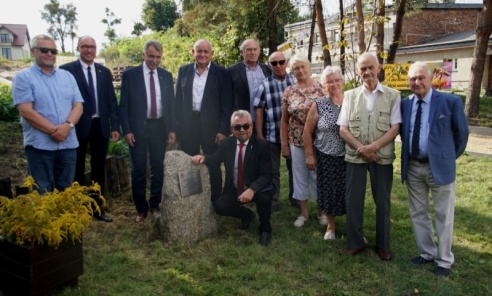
[339,0,345,75]
[308,3,316,62]
[315,0,331,67]
[267,0,278,55]
[355,0,366,53]
[387,0,406,64]
[376,0,385,81]
[465,1,492,118]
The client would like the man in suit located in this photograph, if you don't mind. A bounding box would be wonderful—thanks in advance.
[228,38,271,133]
[401,61,469,276]
[60,36,119,222]
[191,110,273,246]
[175,39,233,204]
[119,40,176,223]
[337,53,401,260]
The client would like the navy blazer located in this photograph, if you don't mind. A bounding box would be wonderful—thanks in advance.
[175,62,233,145]
[400,89,469,185]
[59,60,119,139]
[228,62,271,112]
[205,134,272,194]
[118,65,175,140]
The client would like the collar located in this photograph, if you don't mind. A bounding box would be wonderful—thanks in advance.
[412,88,433,104]
[236,139,250,146]
[194,62,211,72]
[362,81,384,94]
[243,61,259,70]
[79,60,94,70]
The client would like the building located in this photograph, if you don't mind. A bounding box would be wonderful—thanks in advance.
[0,24,30,60]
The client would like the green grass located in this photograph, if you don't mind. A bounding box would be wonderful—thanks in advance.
[31,144,492,296]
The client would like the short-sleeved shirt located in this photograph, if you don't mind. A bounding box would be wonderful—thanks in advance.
[12,64,83,150]
[282,82,324,146]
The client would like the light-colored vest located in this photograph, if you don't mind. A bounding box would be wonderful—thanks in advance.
[344,85,399,165]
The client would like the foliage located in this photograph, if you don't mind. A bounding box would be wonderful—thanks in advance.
[107,139,129,157]
[142,0,179,32]
[0,84,18,122]
[0,177,103,247]
[102,7,122,45]
[40,0,78,53]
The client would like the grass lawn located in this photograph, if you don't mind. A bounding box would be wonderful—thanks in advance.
[31,144,491,296]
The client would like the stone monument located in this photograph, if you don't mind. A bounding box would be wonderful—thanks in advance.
[151,150,217,243]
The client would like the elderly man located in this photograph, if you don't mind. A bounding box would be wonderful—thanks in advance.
[228,38,271,131]
[175,39,233,204]
[253,51,297,212]
[60,36,119,222]
[192,110,273,246]
[401,62,468,276]
[12,34,83,193]
[337,53,401,260]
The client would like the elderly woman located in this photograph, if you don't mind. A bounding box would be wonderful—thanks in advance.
[303,66,346,240]
[280,55,325,227]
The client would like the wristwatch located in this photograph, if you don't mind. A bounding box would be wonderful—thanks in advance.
[66,121,75,128]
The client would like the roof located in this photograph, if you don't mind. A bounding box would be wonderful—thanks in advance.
[0,24,30,46]
[397,30,492,54]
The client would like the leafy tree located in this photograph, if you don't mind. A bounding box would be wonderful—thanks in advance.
[142,0,179,32]
[40,0,77,53]
[315,0,331,67]
[102,8,122,44]
[132,22,147,37]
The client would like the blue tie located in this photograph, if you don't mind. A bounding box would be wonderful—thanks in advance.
[87,66,96,116]
[411,99,423,158]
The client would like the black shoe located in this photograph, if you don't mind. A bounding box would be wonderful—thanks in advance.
[259,232,271,246]
[240,213,256,230]
[95,213,113,222]
[434,266,450,276]
[410,256,434,265]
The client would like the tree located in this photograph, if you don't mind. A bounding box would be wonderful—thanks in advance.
[355,0,366,53]
[315,0,331,67]
[142,0,178,32]
[102,8,122,44]
[339,0,345,74]
[132,22,147,37]
[387,0,406,64]
[375,0,385,81]
[40,0,77,53]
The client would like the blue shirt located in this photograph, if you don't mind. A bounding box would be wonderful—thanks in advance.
[409,89,432,158]
[244,62,266,121]
[12,64,84,151]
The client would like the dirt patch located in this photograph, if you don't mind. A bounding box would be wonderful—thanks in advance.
[0,122,28,186]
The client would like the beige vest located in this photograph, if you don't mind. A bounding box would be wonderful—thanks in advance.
[344,85,399,165]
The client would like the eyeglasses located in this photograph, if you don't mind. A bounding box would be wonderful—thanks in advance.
[232,124,251,131]
[35,47,58,55]
[326,78,343,85]
[269,60,286,66]
[80,45,97,50]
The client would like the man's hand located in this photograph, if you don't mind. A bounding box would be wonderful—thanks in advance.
[191,155,205,165]
[356,143,380,163]
[111,131,120,143]
[238,188,255,203]
[51,123,71,142]
[215,133,227,144]
[124,133,136,147]
[168,132,176,144]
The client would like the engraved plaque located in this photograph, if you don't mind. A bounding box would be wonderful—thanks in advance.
[178,169,202,197]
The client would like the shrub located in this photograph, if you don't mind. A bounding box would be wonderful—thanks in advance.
[0,84,18,122]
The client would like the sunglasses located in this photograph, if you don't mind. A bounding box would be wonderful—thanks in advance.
[270,60,286,66]
[36,47,58,55]
[232,124,251,131]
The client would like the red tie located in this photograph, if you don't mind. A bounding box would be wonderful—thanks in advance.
[237,143,245,192]
[150,71,157,118]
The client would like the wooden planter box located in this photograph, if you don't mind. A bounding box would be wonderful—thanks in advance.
[0,239,83,296]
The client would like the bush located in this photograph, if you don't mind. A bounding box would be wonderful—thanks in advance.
[0,84,18,122]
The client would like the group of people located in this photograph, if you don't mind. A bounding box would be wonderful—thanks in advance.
[12,34,469,275]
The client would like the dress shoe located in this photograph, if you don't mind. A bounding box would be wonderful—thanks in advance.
[375,247,392,261]
[339,246,367,256]
[410,256,434,265]
[135,213,147,223]
[259,232,271,246]
[240,212,256,230]
[150,206,160,213]
[94,213,113,222]
[434,266,450,276]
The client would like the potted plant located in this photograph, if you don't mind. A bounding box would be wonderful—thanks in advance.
[0,177,104,296]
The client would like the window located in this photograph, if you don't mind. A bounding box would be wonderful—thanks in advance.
[0,34,11,43]
[444,58,458,70]
[2,48,12,60]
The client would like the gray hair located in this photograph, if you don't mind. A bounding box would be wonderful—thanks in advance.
[143,40,163,53]
[320,66,344,85]
[408,61,432,77]
[230,110,252,126]
[239,39,260,52]
[356,52,379,68]
[31,34,55,48]
[193,39,214,52]
[268,51,286,62]
[289,54,311,69]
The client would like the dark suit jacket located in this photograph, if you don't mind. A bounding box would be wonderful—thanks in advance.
[118,65,175,140]
[59,60,119,139]
[228,62,271,111]
[400,89,469,185]
[205,134,272,194]
[175,63,233,145]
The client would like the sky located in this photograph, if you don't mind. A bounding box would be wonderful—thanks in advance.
[3,0,147,53]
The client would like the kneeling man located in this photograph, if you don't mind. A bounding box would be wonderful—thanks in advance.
[192,110,273,246]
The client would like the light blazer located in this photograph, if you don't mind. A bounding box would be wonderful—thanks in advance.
[228,62,271,111]
[400,89,469,185]
[59,60,119,139]
[118,65,175,140]
[205,134,272,194]
[175,62,233,145]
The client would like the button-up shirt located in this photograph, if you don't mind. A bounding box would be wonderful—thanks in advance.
[192,62,211,111]
[245,62,266,121]
[410,89,432,158]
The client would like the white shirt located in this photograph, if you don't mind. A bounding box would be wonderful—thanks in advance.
[192,62,211,112]
[80,60,99,117]
[143,63,162,118]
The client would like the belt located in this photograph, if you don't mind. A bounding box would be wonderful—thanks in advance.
[410,157,429,164]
